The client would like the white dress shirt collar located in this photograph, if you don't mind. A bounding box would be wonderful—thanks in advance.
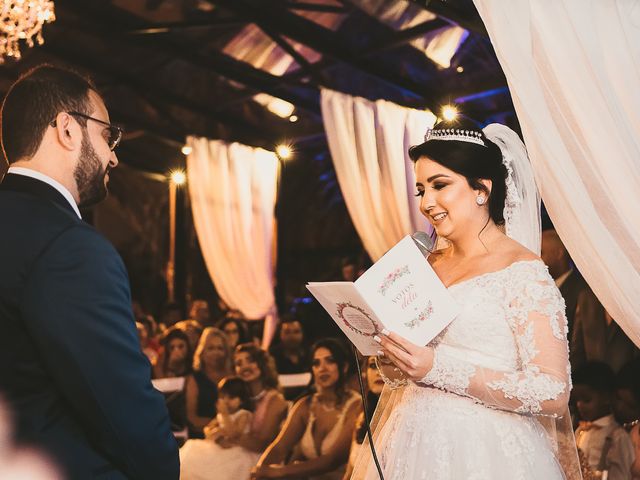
[7,166,81,219]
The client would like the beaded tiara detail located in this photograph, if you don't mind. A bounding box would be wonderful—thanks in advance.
[424,128,487,147]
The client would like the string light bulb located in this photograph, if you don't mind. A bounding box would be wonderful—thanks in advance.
[441,105,458,122]
[289,115,298,123]
[276,144,293,160]
[170,170,187,186]
[181,145,192,155]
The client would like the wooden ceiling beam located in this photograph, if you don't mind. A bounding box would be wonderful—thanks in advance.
[62,0,322,115]
[41,33,277,147]
[407,0,488,37]
[211,0,442,107]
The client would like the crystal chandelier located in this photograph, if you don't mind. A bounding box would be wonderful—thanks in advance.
[0,1,56,64]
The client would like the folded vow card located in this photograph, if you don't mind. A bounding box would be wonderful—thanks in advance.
[307,235,460,355]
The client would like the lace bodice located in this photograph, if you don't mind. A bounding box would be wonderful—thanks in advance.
[420,259,571,417]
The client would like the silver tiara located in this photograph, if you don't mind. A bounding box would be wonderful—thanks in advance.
[424,128,486,147]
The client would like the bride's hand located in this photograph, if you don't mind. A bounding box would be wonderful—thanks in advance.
[375,330,435,382]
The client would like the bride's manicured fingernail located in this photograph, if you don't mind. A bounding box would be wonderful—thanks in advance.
[377,350,385,356]
[373,335,381,343]
[381,328,390,336]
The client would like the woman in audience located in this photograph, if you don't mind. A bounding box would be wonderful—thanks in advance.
[342,356,384,480]
[218,317,251,349]
[174,319,204,352]
[251,338,361,480]
[153,327,194,379]
[179,344,288,479]
[186,328,234,438]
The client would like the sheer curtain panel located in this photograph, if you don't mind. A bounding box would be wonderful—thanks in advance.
[186,138,279,346]
[473,0,640,344]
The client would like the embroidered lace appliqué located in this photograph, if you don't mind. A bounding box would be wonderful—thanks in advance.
[419,261,571,417]
[421,349,475,396]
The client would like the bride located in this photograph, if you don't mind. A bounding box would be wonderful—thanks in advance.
[352,118,582,479]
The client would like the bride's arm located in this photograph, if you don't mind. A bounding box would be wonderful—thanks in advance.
[379,274,570,417]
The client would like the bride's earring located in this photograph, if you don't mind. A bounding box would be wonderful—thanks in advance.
[476,195,486,206]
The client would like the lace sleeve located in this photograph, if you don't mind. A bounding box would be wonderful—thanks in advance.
[420,263,571,417]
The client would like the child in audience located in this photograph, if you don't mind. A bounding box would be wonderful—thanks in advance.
[573,362,635,480]
[204,377,253,442]
[181,376,254,480]
[613,359,640,479]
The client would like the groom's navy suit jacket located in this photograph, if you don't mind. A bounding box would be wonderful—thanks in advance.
[0,173,179,479]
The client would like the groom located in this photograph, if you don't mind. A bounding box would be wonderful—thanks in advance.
[0,65,179,479]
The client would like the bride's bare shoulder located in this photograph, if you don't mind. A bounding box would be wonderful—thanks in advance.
[501,237,541,264]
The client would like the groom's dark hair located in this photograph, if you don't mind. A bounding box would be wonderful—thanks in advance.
[1,64,96,165]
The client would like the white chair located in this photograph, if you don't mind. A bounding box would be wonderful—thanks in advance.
[152,377,188,443]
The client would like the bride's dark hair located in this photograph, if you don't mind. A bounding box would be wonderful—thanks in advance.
[408,116,508,226]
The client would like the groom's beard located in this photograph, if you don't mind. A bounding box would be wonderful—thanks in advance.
[74,133,110,209]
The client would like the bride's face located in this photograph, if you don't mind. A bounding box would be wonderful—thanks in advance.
[414,157,488,241]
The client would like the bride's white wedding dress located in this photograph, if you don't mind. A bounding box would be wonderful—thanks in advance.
[355,259,579,480]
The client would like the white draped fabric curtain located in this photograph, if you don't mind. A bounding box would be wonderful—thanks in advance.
[321,89,436,261]
[186,138,279,345]
[473,0,640,344]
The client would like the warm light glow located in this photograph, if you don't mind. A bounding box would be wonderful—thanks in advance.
[289,115,298,123]
[441,105,458,121]
[456,66,464,73]
[276,144,293,160]
[170,170,187,185]
[181,145,192,155]
[0,0,56,64]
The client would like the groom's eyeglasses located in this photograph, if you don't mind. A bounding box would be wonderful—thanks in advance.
[50,112,124,151]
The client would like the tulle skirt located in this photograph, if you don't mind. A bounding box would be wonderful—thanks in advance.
[354,384,565,480]
[179,439,260,480]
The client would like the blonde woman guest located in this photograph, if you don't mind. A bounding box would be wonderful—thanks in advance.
[186,327,234,438]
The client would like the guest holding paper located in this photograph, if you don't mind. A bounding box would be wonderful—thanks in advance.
[353,118,581,479]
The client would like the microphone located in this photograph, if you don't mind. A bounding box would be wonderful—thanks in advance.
[411,231,435,257]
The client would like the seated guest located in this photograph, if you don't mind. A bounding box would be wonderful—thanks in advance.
[154,328,194,379]
[174,319,204,352]
[181,376,254,480]
[573,362,634,480]
[189,299,213,328]
[570,288,639,373]
[343,356,384,480]
[161,302,183,329]
[251,339,361,480]
[186,328,234,438]
[541,227,587,336]
[136,321,158,365]
[613,359,640,479]
[179,344,288,480]
[218,317,251,350]
[271,314,310,374]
